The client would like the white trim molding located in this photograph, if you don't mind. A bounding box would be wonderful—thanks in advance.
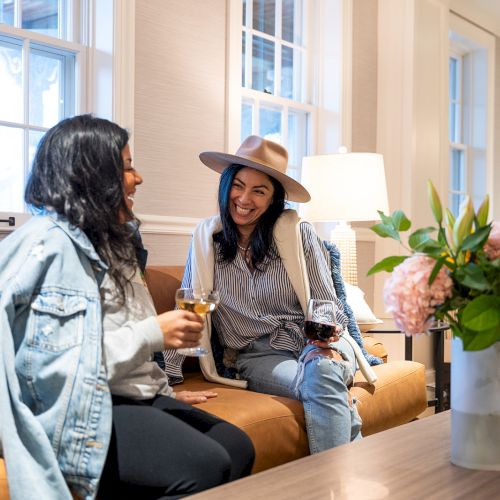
[137,214,200,235]
[137,214,375,240]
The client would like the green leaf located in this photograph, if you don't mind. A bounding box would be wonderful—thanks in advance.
[460,325,500,351]
[461,225,492,251]
[392,210,411,232]
[461,295,500,331]
[476,194,490,227]
[367,255,408,275]
[454,263,491,291]
[378,211,393,226]
[408,227,435,250]
[427,180,443,223]
[428,258,446,285]
[414,240,443,255]
[437,227,448,246]
[370,223,400,240]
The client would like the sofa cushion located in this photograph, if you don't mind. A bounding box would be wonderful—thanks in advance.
[180,372,308,473]
[177,358,427,472]
[351,360,427,435]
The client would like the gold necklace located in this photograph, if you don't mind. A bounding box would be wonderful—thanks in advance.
[237,244,249,252]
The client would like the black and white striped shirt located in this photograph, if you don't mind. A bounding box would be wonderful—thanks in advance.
[181,222,348,357]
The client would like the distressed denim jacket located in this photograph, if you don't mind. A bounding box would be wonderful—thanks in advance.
[0,213,112,500]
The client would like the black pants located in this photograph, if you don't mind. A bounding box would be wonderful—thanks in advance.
[98,395,255,499]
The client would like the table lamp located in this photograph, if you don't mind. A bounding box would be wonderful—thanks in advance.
[299,152,389,286]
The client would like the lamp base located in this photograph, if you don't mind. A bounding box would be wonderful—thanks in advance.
[330,221,358,286]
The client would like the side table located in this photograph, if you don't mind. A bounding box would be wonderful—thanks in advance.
[369,320,450,413]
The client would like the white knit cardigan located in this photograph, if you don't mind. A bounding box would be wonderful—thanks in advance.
[190,209,376,388]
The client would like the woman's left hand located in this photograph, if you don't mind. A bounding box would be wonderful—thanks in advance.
[174,390,218,404]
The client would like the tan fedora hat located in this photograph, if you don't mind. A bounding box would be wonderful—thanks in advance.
[199,135,311,203]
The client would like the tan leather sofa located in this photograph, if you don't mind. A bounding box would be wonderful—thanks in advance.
[144,266,428,473]
[0,265,428,498]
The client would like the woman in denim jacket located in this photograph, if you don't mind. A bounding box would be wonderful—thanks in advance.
[0,115,254,500]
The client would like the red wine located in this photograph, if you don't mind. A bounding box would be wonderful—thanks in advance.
[304,320,336,341]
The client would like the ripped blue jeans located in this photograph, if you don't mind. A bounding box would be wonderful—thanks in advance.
[235,335,362,454]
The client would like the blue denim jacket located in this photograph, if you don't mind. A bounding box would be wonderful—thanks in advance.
[0,213,112,500]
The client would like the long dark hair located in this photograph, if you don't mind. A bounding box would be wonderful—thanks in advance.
[25,114,137,301]
[213,164,286,270]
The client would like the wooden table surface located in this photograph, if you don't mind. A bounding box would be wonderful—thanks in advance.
[190,411,500,499]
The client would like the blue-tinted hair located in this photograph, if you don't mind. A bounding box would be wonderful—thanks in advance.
[213,164,286,269]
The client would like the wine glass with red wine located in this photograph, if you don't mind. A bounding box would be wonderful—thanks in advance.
[304,299,339,341]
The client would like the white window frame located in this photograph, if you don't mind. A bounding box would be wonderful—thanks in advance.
[226,0,351,178]
[0,0,135,233]
[448,50,467,215]
[448,13,495,215]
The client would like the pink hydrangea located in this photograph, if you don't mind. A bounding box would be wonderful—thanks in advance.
[484,221,500,261]
[383,254,454,335]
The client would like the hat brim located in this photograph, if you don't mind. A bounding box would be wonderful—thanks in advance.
[199,151,311,203]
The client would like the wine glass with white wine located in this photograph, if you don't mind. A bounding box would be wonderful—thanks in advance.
[175,288,220,356]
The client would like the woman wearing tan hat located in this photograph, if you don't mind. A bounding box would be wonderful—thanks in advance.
[164,135,362,453]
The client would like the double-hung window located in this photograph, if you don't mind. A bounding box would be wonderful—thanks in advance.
[240,0,313,183]
[0,0,86,214]
[232,0,346,186]
[448,14,494,216]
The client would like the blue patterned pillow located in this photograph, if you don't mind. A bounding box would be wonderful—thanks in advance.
[323,240,383,366]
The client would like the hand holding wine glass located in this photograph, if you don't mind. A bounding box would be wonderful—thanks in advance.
[304,299,342,346]
[175,288,220,356]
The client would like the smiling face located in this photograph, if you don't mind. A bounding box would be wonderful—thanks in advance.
[122,144,143,214]
[229,167,275,234]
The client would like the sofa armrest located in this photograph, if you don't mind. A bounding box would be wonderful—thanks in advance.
[144,266,184,314]
[362,335,388,363]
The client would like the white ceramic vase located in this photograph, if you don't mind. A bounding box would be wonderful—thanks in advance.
[450,336,500,470]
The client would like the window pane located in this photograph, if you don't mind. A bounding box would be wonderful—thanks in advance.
[29,48,67,128]
[282,0,294,43]
[281,45,293,99]
[241,101,253,141]
[281,46,302,100]
[0,0,14,25]
[253,0,275,36]
[450,193,464,217]
[242,31,246,86]
[449,102,455,143]
[22,0,60,38]
[287,109,308,169]
[242,0,246,25]
[450,149,465,191]
[449,57,457,100]
[252,36,274,94]
[0,126,24,212]
[28,128,44,172]
[0,38,23,122]
[259,106,281,143]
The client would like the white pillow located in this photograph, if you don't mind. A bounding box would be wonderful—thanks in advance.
[344,283,382,332]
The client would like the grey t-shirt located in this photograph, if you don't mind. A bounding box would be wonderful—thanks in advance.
[101,269,174,399]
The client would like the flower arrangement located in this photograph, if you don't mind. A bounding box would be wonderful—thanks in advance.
[368,181,500,351]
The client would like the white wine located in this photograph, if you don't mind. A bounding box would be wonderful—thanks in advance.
[177,299,217,315]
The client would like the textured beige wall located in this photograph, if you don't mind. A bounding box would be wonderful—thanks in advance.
[142,233,193,266]
[351,0,378,153]
[351,0,378,308]
[495,40,500,220]
[134,0,225,220]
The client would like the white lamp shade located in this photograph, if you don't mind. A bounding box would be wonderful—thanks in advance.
[299,153,389,221]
